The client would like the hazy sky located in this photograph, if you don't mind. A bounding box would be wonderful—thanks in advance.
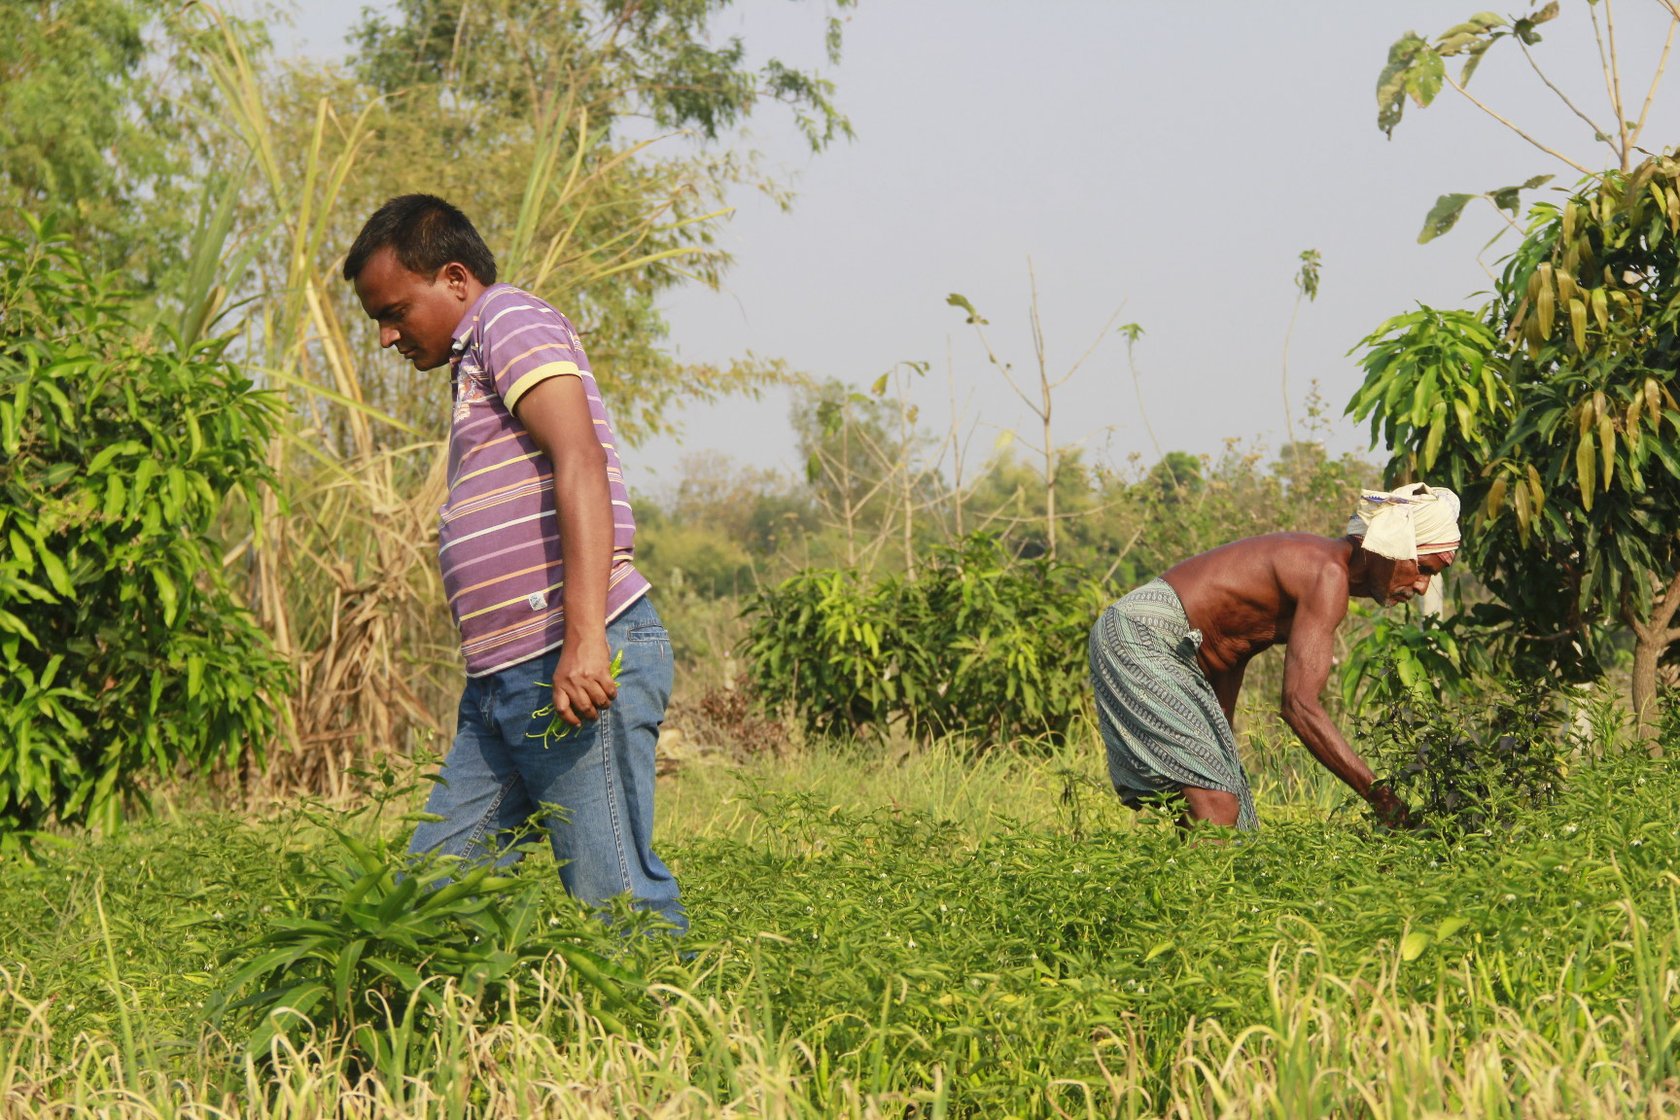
[278,1,1679,494]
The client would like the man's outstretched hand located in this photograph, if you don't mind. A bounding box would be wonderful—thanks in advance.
[1366,783,1417,831]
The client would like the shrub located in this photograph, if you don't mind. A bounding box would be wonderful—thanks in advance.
[0,218,288,839]
[742,534,1111,747]
[214,798,659,1072]
[1366,676,1573,833]
[1339,609,1483,715]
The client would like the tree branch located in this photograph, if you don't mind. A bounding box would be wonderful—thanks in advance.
[1650,565,1680,634]
[1517,39,1613,148]
[1445,72,1597,176]
[1055,303,1128,390]
[1631,14,1678,153]
[1605,0,1632,171]
[1589,0,1631,171]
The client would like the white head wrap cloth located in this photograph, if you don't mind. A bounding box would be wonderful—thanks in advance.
[1345,483,1461,562]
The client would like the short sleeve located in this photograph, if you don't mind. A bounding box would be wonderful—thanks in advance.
[477,293,589,414]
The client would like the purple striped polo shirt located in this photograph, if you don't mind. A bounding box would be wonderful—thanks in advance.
[441,283,649,677]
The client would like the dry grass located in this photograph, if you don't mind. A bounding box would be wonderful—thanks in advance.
[5,942,1676,1120]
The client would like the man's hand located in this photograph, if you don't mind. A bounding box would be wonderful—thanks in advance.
[550,630,617,729]
[1366,783,1416,830]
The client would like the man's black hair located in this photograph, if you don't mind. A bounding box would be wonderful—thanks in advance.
[342,194,498,284]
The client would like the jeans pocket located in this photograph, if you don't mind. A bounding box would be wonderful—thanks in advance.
[626,624,668,643]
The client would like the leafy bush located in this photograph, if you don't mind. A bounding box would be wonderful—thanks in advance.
[1366,676,1573,833]
[1339,609,1483,715]
[742,534,1111,747]
[213,807,658,1072]
[0,219,287,838]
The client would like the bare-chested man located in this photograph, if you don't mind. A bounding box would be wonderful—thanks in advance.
[1088,483,1461,831]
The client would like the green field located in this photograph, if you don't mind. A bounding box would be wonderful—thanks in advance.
[8,4,1680,1116]
[5,720,1679,1118]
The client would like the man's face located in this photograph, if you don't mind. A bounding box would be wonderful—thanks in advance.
[1367,550,1457,606]
[352,248,474,371]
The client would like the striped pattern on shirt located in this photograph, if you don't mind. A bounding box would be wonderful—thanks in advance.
[442,283,648,677]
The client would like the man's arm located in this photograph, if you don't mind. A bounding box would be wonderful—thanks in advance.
[515,374,615,729]
[1209,664,1246,730]
[1280,570,1410,825]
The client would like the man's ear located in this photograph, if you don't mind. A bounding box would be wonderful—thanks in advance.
[440,261,473,297]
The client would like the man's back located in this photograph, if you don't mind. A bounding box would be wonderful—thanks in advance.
[1161,533,1353,677]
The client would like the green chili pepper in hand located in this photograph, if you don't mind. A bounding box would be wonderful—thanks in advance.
[527,648,625,749]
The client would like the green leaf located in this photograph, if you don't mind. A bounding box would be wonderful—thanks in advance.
[333,938,367,1006]
[1419,193,1476,243]
[1569,298,1588,352]
[945,292,987,325]
[1424,411,1446,468]
[102,474,127,522]
[84,439,145,476]
[1577,432,1596,507]
[1489,174,1554,213]
[1406,47,1446,107]
[1400,930,1432,961]
[153,569,179,626]
[1378,32,1428,136]
[35,546,73,598]
[365,955,425,991]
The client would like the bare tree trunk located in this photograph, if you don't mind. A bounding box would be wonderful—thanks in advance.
[1631,635,1662,754]
[1628,567,1680,752]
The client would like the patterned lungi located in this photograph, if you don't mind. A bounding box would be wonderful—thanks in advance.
[1087,578,1258,830]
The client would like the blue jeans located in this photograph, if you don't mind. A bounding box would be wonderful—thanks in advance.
[409,595,685,933]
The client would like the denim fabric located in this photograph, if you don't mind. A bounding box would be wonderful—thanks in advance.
[409,595,685,932]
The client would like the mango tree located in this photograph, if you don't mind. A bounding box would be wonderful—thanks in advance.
[1350,153,1680,737]
[0,220,289,838]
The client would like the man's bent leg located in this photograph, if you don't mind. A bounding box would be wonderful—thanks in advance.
[409,681,540,867]
[1181,785,1241,828]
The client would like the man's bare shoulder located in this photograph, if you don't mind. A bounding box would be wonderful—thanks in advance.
[1163,532,1351,620]
[1165,532,1345,581]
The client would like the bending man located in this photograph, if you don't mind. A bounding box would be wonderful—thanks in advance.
[1088,483,1462,830]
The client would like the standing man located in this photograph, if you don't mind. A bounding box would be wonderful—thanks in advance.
[343,194,683,931]
[1089,483,1461,831]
